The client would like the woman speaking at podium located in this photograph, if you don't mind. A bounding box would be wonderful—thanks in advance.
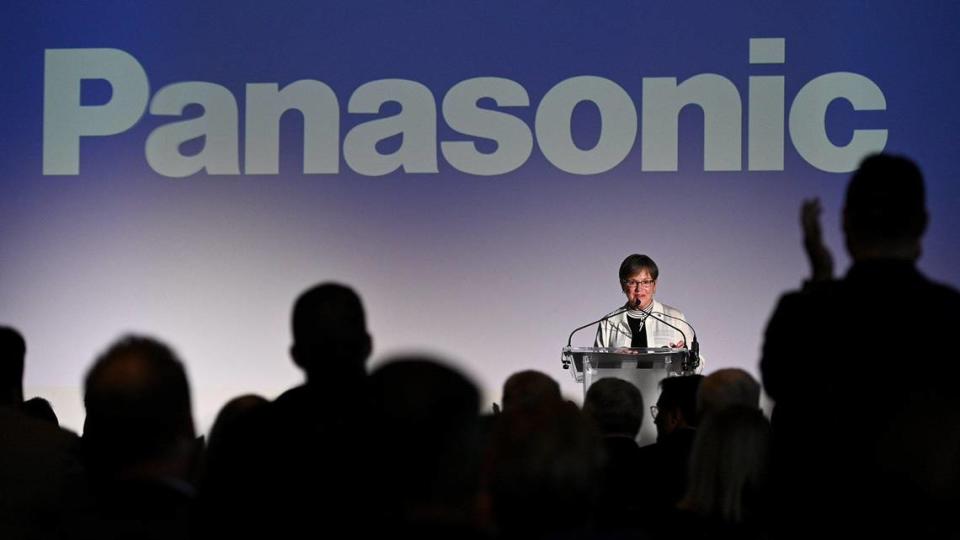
[594,254,691,349]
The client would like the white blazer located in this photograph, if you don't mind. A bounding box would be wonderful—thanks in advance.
[593,300,691,349]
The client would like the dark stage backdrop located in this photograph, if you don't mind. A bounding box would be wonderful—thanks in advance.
[2,1,958,432]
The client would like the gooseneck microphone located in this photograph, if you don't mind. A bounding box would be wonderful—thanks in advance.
[634,310,688,354]
[566,306,630,347]
[648,311,700,370]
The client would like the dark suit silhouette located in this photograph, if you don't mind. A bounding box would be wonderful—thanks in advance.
[761,154,960,539]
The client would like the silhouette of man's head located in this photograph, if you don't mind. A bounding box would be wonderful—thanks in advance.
[486,400,604,537]
[290,283,371,380]
[697,368,761,421]
[654,374,704,441]
[844,153,928,261]
[583,377,644,438]
[21,397,60,425]
[0,326,26,405]
[369,357,481,515]
[205,394,268,475]
[501,370,562,413]
[83,335,195,472]
[371,357,480,428]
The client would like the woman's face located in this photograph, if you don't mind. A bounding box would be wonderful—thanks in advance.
[622,269,657,310]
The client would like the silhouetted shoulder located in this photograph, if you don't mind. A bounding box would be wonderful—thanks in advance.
[0,408,86,539]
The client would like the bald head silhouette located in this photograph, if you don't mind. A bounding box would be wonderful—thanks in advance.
[83,335,194,470]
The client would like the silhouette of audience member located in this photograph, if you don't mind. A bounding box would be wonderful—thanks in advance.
[200,282,374,539]
[204,394,268,468]
[20,396,60,425]
[696,368,761,421]
[582,377,649,533]
[193,393,267,536]
[198,395,266,491]
[1,327,63,427]
[367,357,484,539]
[499,369,563,413]
[0,326,86,540]
[760,154,960,538]
[484,399,604,540]
[1,327,64,428]
[1,325,27,407]
[676,406,771,540]
[651,375,703,443]
[635,374,703,517]
[288,282,372,385]
[584,378,644,441]
[81,335,198,540]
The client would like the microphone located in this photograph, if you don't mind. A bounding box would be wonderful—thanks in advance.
[566,306,630,347]
[648,311,700,371]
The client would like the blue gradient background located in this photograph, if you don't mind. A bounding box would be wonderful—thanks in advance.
[2,1,958,432]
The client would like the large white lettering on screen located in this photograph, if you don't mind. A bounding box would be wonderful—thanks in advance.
[42,39,887,177]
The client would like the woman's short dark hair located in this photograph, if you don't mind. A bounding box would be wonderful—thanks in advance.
[618,254,659,283]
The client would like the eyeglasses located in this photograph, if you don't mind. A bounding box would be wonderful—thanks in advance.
[649,405,659,419]
[622,279,656,290]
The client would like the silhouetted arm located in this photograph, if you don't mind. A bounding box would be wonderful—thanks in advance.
[801,198,834,284]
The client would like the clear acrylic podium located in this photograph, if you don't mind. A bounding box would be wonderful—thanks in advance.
[561,346,695,446]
